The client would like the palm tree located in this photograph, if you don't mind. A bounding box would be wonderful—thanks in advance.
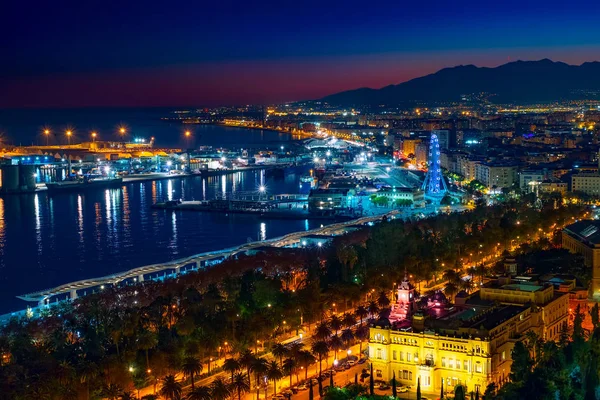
[297,350,316,381]
[186,386,212,400]
[341,328,355,350]
[314,321,332,341]
[77,360,99,400]
[329,314,343,335]
[355,324,369,357]
[282,358,297,388]
[444,282,459,302]
[342,312,356,328]
[238,349,256,386]
[210,378,231,400]
[287,342,303,360]
[137,329,158,370]
[443,269,461,285]
[120,391,137,400]
[181,355,203,390]
[354,305,368,325]
[159,375,182,400]
[230,372,250,400]
[311,340,329,376]
[377,291,391,308]
[252,357,268,389]
[271,343,289,366]
[222,357,241,382]
[267,360,283,395]
[101,383,124,400]
[367,301,380,319]
[328,335,344,360]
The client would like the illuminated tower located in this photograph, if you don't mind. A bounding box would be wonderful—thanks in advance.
[390,271,416,322]
[421,133,448,197]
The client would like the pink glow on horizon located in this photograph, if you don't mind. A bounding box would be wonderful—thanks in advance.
[2,46,600,108]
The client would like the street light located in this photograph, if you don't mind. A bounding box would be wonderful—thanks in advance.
[91,132,97,142]
[184,130,192,149]
[43,129,50,146]
[66,130,72,145]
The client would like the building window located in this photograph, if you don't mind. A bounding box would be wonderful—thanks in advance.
[464,361,469,371]
[400,352,404,361]
[441,357,446,367]
[407,353,411,362]
[409,371,413,380]
[502,351,506,361]
[403,370,408,380]
[456,359,460,368]
[393,350,397,361]
[448,359,454,368]
[475,362,482,373]
[376,370,382,378]
[414,353,419,363]
[376,349,382,360]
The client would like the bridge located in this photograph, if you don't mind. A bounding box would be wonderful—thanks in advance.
[13,211,398,309]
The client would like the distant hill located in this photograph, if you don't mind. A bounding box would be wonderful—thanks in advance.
[320,59,600,106]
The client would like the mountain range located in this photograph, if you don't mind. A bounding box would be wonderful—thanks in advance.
[320,59,600,106]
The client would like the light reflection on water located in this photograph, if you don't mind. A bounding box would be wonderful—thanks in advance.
[0,168,320,313]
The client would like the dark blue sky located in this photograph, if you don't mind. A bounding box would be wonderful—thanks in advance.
[1,0,599,107]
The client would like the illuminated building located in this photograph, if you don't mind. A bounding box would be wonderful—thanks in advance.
[307,188,352,213]
[571,173,600,196]
[563,220,600,298]
[369,277,568,394]
[474,162,517,189]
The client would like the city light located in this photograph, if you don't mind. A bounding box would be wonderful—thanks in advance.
[259,185,266,193]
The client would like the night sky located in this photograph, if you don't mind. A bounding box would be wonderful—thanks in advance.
[1,0,600,108]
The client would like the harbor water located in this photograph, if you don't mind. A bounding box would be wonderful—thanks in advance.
[0,108,314,313]
[0,169,323,313]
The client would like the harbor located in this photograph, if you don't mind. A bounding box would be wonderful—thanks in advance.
[0,121,465,316]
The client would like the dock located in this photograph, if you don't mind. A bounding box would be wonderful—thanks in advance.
[152,192,313,218]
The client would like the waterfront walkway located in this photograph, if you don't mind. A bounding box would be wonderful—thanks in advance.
[3,211,399,323]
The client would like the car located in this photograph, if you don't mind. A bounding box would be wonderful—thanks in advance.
[347,359,357,366]
[399,386,410,393]
[281,389,293,395]
[271,395,285,400]
[377,383,390,390]
[296,383,308,390]
[357,358,367,364]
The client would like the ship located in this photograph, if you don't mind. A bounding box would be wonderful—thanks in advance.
[45,177,123,193]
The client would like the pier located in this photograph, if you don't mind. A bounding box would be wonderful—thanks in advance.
[5,211,399,322]
[151,192,314,219]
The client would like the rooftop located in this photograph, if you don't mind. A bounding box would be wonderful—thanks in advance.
[500,283,542,292]
[564,220,600,246]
